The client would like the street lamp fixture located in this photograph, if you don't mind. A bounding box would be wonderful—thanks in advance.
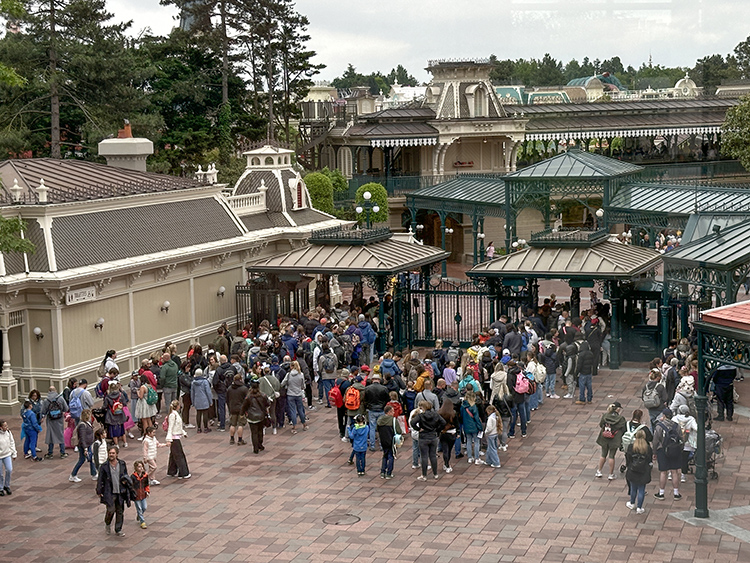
[355,190,379,228]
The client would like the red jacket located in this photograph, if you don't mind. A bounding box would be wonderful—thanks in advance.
[132,471,150,501]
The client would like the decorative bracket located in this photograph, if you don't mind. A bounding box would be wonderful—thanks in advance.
[157,263,177,282]
[128,271,143,287]
[212,252,232,269]
[43,288,65,307]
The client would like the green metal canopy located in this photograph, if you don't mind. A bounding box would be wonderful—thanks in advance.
[682,213,750,244]
[405,176,506,217]
[467,236,661,280]
[609,183,750,215]
[503,149,643,179]
[665,218,750,269]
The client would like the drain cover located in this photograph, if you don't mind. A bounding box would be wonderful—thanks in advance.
[323,513,361,525]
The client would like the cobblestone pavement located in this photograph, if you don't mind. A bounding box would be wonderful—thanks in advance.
[2,366,749,563]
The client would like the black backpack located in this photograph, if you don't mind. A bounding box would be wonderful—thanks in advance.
[658,421,683,457]
[47,397,63,420]
[322,353,337,374]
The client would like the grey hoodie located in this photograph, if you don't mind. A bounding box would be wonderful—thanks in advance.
[281,370,305,397]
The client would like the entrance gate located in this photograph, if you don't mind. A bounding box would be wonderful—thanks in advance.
[394,277,490,349]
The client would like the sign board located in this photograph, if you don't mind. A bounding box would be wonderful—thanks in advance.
[66,286,97,306]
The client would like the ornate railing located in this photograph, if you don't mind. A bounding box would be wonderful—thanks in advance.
[308,226,392,245]
[530,227,610,247]
[225,192,266,214]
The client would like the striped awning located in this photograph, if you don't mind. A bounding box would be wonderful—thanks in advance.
[370,138,438,148]
[526,126,722,141]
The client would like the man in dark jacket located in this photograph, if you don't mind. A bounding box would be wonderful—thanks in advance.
[507,363,527,438]
[502,324,523,357]
[213,355,236,431]
[227,374,248,445]
[712,365,737,421]
[96,445,131,537]
[575,342,595,404]
[586,318,604,375]
[364,374,390,452]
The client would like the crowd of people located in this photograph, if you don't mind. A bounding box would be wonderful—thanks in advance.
[0,297,738,533]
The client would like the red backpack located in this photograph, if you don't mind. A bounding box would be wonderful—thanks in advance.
[328,383,344,408]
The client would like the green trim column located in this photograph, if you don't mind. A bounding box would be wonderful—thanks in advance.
[660,283,670,353]
[609,285,621,369]
[694,328,709,518]
[488,279,497,325]
[376,276,387,354]
[680,296,689,339]
[471,213,479,266]
[422,265,433,341]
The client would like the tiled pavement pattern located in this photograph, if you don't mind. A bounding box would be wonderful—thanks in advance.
[2,366,750,563]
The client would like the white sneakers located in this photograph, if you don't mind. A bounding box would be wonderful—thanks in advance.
[500,445,508,452]
[475,459,486,465]
[273,428,277,435]
[185,424,196,429]
[636,508,645,514]
[550,394,561,399]
[444,467,453,473]
[490,464,501,468]
[341,436,348,442]
[68,475,82,483]
[468,458,474,464]
[626,502,635,510]
[608,474,616,480]
[563,394,573,399]
[150,479,160,485]
[595,470,603,478]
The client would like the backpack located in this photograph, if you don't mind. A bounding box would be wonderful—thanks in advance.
[526,377,537,395]
[602,423,616,439]
[69,389,84,418]
[514,373,530,395]
[413,374,426,393]
[322,353,337,374]
[621,423,646,450]
[628,451,650,472]
[146,385,158,406]
[47,397,63,420]
[533,362,547,384]
[642,385,661,409]
[94,380,106,399]
[658,420,683,457]
[97,359,107,379]
[344,386,361,411]
[447,347,460,364]
[328,383,344,408]
[110,396,124,417]
[179,371,193,392]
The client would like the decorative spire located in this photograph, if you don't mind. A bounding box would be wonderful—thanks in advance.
[36,178,48,203]
[9,178,23,203]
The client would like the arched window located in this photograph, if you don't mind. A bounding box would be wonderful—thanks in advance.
[251,157,260,166]
[264,156,274,165]
[474,88,486,117]
[284,155,289,164]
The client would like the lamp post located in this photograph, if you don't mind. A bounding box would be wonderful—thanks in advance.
[355,190,380,229]
[441,226,454,278]
[477,232,486,263]
[595,207,604,231]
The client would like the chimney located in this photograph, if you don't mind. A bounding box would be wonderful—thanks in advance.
[98,119,153,172]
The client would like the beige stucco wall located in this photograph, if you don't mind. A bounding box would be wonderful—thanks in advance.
[133,280,190,345]
[27,309,54,369]
[194,267,244,327]
[61,293,131,368]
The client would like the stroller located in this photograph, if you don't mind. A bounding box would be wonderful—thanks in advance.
[687,428,723,480]
[92,407,108,428]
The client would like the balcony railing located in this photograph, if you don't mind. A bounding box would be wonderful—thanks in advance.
[225,192,266,214]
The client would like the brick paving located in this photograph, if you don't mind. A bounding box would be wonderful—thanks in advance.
[1,366,749,563]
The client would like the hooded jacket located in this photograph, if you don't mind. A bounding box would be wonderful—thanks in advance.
[376,413,401,451]
[460,400,483,435]
[348,423,369,452]
[227,381,249,415]
[0,428,17,459]
[489,368,510,403]
[595,410,627,448]
[190,373,213,411]
[411,409,445,440]
[458,373,481,394]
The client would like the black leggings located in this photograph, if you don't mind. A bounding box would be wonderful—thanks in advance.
[419,436,438,477]
[196,409,210,429]
[440,433,456,469]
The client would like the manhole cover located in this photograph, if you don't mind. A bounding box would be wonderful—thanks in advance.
[323,513,361,525]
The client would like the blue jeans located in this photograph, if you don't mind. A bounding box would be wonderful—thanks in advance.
[578,374,592,402]
[367,410,384,450]
[0,455,12,488]
[523,397,530,421]
[485,434,500,466]
[71,445,96,477]
[466,433,480,459]
[135,498,147,523]
[287,395,306,426]
[381,449,394,476]
[217,394,227,429]
[355,451,366,473]
[24,430,38,458]
[529,384,540,409]
[322,379,335,407]
[510,403,527,436]
[48,442,65,455]
[545,371,556,397]
[629,483,646,509]
[412,437,420,466]
[454,426,463,455]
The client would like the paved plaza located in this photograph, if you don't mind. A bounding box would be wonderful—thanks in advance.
[1,365,749,563]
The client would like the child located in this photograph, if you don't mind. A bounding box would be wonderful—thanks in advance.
[376,405,402,480]
[63,412,76,451]
[142,426,166,485]
[443,361,458,387]
[347,414,369,476]
[132,460,150,529]
[386,392,403,419]
[21,401,43,461]
[92,428,108,474]
[484,405,501,468]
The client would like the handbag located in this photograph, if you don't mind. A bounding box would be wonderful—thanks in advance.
[393,418,404,448]
[263,415,273,428]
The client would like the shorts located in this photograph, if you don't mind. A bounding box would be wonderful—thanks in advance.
[229,414,247,427]
[656,449,682,471]
[601,443,618,459]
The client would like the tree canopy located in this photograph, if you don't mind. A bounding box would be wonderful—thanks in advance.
[721,94,750,171]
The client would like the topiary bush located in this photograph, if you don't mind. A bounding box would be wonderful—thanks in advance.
[355,182,388,225]
[304,172,335,215]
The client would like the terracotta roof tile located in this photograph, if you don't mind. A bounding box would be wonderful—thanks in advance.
[702,302,750,331]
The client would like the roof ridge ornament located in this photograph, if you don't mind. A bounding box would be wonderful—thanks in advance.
[10,178,23,203]
[36,178,48,203]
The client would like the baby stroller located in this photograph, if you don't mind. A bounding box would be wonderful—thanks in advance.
[687,428,723,480]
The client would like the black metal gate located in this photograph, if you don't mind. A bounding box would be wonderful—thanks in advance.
[236,275,311,331]
[395,277,489,349]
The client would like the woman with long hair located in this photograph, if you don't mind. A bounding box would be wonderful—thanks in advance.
[242,382,269,454]
[165,400,190,479]
[135,374,157,439]
[461,390,483,465]
[595,401,626,480]
[438,399,457,473]
[625,429,653,514]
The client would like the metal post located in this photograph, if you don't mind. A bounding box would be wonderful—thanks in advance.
[694,328,709,518]
[471,214,479,266]
[479,217,486,262]
[571,287,581,319]
[609,294,621,369]
[376,276,387,354]
[439,212,447,278]
[422,265,433,341]
[488,279,497,325]
[680,296,689,339]
[660,284,670,353]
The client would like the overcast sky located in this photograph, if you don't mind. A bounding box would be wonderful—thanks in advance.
[112,0,750,83]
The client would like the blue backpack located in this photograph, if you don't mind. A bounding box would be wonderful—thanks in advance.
[69,389,84,418]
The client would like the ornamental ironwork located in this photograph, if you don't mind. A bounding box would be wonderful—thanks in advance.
[308,226,392,245]
[700,332,750,370]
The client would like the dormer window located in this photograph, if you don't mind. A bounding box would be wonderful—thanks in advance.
[465,84,488,118]
[251,157,260,166]
[265,156,275,166]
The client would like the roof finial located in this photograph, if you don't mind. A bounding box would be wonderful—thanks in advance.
[36,178,48,203]
[9,178,23,203]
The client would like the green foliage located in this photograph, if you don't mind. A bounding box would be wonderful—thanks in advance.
[692,54,740,92]
[304,172,334,215]
[319,166,348,192]
[331,63,419,95]
[355,183,388,224]
[0,216,35,254]
[721,95,750,171]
